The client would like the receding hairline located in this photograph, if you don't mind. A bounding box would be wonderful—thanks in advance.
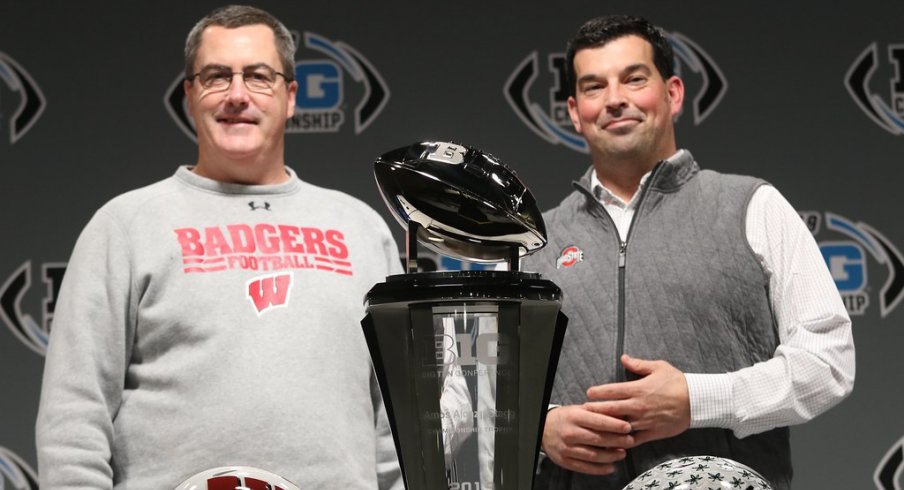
[571,36,665,82]
[184,5,296,81]
[188,24,286,74]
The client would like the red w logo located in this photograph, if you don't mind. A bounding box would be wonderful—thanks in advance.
[246,273,294,316]
[207,475,287,490]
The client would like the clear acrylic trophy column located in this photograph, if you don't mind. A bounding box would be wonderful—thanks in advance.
[362,142,567,490]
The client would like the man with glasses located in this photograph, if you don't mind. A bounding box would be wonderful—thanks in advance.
[35,6,402,489]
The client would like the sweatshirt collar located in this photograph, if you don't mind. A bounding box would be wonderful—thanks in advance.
[174,165,302,196]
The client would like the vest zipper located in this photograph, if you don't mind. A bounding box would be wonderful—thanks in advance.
[616,238,636,480]
[616,240,627,382]
[617,162,663,482]
[574,160,665,482]
[614,161,660,383]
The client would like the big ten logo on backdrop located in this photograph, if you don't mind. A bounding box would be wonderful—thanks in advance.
[801,211,904,317]
[0,51,46,145]
[846,42,904,135]
[165,30,389,140]
[875,437,904,490]
[0,261,65,356]
[0,446,39,490]
[504,33,726,153]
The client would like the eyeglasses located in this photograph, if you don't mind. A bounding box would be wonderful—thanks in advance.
[187,65,293,94]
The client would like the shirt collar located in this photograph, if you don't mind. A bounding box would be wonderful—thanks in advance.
[590,149,687,208]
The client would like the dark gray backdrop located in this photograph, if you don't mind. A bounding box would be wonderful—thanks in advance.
[1,1,902,488]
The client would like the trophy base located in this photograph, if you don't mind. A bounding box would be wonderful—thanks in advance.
[363,271,566,490]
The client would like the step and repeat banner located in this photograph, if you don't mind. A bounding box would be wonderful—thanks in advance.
[1,1,902,488]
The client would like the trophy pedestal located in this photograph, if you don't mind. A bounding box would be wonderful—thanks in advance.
[364,141,567,489]
[363,271,566,490]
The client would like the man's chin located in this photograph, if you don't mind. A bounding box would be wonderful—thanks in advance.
[598,135,639,152]
[598,141,651,161]
[211,138,264,160]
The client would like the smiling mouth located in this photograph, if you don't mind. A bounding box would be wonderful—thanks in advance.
[217,117,258,125]
[603,119,640,132]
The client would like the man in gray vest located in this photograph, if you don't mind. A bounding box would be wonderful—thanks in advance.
[523,15,854,490]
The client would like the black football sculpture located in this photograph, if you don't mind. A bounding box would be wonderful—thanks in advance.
[374,141,547,263]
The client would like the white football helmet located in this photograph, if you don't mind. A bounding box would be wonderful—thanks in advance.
[622,455,772,490]
[174,466,302,490]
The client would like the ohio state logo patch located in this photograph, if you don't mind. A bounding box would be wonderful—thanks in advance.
[556,245,584,269]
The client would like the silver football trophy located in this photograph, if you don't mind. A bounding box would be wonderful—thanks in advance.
[362,141,567,490]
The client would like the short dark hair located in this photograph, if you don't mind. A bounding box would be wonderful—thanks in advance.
[565,15,674,96]
[184,5,296,81]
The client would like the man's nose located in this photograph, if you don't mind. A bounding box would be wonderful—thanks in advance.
[604,83,628,110]
[224,73,251,103]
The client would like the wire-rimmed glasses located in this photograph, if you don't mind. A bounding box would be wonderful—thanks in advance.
[187,64,293,94]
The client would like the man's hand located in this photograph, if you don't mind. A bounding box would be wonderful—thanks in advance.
[585,354,691,446]
[541,404,634,475]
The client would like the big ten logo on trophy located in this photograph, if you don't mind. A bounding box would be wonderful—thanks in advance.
[425,141,468,164]
[0,446,39,490]
[504,32,727,153]
[165,30,389,140]
[436,331,507,367]
[801,211,904,317]
[845,42,904,135]
[0,51,46,145]
[1,261,66,356]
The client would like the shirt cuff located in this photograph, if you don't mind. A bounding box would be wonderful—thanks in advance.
[685,373,735,430]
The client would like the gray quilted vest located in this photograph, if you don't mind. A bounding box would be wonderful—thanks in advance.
[523,151,791,489]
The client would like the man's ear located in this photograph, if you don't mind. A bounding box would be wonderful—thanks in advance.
[286,80,298,118]
[666,76,685,117]
[567,96,582,133]
[183,79,195,113]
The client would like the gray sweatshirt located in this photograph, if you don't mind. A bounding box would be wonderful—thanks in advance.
[36,166,403,489]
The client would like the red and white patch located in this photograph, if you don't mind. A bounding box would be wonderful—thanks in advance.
[556,245,584,269]
[246,272,294,316]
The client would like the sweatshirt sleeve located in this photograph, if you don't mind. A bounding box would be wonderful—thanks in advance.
[36,208,135,489]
